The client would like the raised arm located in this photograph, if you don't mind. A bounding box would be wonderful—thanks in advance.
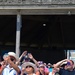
[54,59,68,68]
[4,56,21,74]
[16,51,27,65]
[28,53,39,67]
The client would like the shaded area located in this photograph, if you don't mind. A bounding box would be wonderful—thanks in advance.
[0,15,16,44]
[0,15,75,49]
[0,15,74,63]
[20,48,66,64]
[21,15,75,49]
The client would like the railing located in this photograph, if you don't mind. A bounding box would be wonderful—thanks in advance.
[0,0,75,5]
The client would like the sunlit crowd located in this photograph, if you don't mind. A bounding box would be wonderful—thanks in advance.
[0,51,75,75]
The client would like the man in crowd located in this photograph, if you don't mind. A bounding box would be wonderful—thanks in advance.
[54,59,75,75]
[0,52,21,75]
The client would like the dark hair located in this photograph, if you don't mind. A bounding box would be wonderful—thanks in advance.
[70,60,74,65]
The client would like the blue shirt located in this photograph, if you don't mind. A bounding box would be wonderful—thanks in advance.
[48,68,53,72]
[59,68,75,75]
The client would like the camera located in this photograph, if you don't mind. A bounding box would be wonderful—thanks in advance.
[24,53,30,61]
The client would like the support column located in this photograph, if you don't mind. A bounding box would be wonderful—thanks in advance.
[16,13,22,58]
[67,50,70,59]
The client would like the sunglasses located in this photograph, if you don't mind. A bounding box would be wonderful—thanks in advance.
[67,62,71,65]
[26,66,33,68]
[10,56,15,61]
[10,58,15,61]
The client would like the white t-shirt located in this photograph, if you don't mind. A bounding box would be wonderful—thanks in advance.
[2,65,21,75]
[49,72,55,75]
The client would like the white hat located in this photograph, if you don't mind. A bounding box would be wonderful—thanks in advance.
[39,64,45,67]
[8,52,18,60]
[21,62,37,72]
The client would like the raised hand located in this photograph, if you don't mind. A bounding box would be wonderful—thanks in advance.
[28,53,33,59]
[22,51,27,56]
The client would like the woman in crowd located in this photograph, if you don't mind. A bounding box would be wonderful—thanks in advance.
[21,62,37,75]
[36,63,49,75]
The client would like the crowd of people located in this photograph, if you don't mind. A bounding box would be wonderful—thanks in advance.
[0,51,75,75]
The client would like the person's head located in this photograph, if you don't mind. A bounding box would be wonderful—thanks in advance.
[8,52,18,63]
[39,64,45,71]
[3,52,18,68]
[47,65,50,68]
[21,62,37,74]
[47,63,53,68]
[65,60,74,71]
[44,63,47,67]
[52,68,58,73]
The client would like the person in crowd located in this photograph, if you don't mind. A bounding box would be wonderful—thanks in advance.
[36,62,49,75]
[54,59,75,75]
[16,51,39,67]
[43,63,49,73]
[48,64,59,75]
[0,52,21,75]
[21,62,37,75]
[49,67,59,75]
[47,63,53,72]
[16,51,27,65]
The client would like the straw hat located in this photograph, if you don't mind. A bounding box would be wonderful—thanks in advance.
[21,62,37,72]
[8,52,18,60]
